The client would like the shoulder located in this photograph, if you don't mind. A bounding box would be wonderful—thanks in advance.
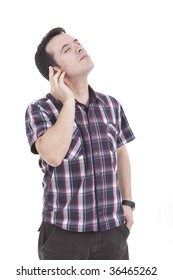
[26,93,62,115]
[95,91,121,109]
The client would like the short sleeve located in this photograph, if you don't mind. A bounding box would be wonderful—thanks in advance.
[116,104,135,148]
[25,103,54,154]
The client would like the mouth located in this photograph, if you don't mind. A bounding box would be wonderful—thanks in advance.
[80,55,89,61]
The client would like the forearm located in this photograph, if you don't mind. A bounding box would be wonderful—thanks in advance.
[117,145,134,229]
[36,98,75,166]
[117,145,132,200]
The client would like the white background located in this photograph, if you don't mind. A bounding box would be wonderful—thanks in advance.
[1,0,173,278]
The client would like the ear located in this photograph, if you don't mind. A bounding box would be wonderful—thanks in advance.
[53,66,61,72]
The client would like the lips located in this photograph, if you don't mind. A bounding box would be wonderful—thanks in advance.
[80,55,89,61]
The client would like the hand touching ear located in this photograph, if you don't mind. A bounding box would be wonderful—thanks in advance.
[49,66,74,104]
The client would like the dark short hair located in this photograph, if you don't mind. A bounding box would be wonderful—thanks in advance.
[35,27,66,80]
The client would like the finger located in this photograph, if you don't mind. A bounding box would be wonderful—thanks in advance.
[49,67,58,92]
[52,69,62,85]
[48,66,54,81]
[125,222,131,231]
[49,67,60,92]
[59,71,65,84]
[53,69,62,79]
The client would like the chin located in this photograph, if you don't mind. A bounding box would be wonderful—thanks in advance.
[88,62,94,73]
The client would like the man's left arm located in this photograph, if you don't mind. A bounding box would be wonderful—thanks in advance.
[117,145,134,230]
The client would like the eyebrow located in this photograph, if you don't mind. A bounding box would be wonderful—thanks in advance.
[60,39,79,53]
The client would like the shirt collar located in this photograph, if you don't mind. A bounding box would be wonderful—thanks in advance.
[88,86,106,105]
[47,85,106,108]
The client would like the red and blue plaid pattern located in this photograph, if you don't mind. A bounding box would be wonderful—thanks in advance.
[25,87,135,232]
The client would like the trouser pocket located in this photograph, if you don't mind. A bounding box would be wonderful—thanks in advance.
[38,222,56,259]
[119,223,130,240]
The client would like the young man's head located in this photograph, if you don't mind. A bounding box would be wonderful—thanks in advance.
[35,27,94,81]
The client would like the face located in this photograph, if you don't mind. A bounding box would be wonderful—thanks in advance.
[46,34,94,79]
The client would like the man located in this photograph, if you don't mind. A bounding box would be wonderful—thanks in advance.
[25,27,135,260]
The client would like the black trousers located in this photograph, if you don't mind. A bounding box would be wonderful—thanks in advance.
[38,222,129,260]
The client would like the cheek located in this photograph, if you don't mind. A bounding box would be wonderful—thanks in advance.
[60,60,72,73]
[63,63,78,75]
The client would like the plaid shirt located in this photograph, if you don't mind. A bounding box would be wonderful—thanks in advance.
[25,87,135,232]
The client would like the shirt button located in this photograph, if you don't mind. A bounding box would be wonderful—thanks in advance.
[96,173,100,176]
[94,152,98,156]
[99,211,102,215]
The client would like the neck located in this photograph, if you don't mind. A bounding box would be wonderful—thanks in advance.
[66,78,89,106]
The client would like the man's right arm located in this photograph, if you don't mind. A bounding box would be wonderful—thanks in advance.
[35,67,75,167]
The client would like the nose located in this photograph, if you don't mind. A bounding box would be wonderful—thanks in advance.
[76,44,83,54]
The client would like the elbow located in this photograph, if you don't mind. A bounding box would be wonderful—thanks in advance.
[36,138,63,167]
[45,153,63,167]
[48,157,62,167]
[39,150,63,167]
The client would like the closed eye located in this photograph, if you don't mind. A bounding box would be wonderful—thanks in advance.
[64,47,71,53]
